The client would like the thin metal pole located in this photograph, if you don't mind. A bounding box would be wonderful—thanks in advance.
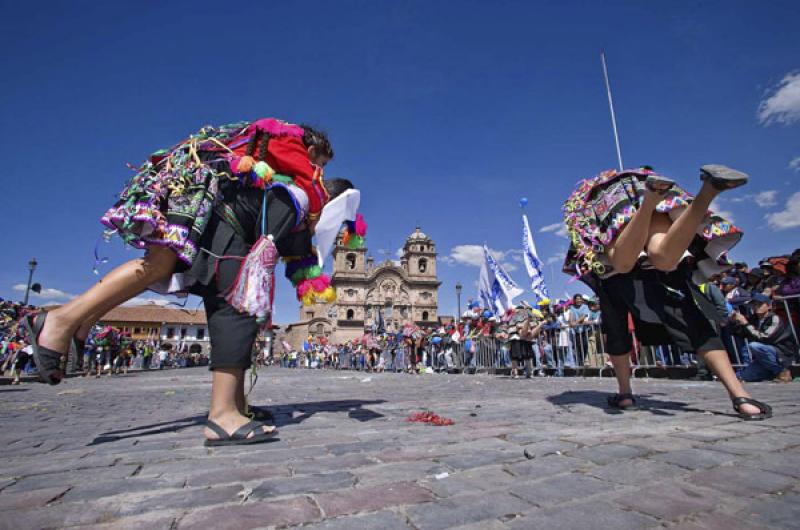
[601,52,624,171]
[23,268,35,306]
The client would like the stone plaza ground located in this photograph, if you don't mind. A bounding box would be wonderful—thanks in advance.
[0,368,798,530]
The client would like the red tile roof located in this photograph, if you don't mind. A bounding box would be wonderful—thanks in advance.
[100,304,207,325]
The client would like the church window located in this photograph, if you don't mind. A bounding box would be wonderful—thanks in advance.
[346,253,356,270]
[316,323,324,334]
[346,309,354,320]
[418,258,428,273]
[422,311,429,321]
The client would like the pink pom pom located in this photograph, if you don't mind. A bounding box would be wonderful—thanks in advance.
[354,214,367,237]
[296,280,312,298]
[230,156,241,173]
[310,276,329,292]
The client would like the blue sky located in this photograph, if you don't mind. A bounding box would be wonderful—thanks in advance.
[1,0,798,324]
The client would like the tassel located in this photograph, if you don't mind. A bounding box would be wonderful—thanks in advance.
[224,235,278,323]
[254,160,274,185]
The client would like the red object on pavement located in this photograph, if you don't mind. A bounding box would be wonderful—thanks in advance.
[406,411,455,426]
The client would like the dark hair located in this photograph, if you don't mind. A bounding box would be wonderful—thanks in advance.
[300,124,334,160]
[323,178,353,200]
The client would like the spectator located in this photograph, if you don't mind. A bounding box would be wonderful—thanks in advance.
[733,293,797,383]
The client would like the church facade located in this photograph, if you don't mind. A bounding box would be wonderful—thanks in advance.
[284,227,441,348]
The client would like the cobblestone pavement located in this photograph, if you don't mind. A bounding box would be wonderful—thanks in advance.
[1,368,798,530]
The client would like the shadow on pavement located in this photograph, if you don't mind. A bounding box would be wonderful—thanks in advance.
[547,390,708,416]
[87,399,387,445]
[271,399,387,427]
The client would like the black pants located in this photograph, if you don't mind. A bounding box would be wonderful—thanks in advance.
[189,186,309,371]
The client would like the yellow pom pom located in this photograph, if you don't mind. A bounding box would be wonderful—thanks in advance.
[301,291,316,306]
[238,155,255,173]
[321,287,337,303]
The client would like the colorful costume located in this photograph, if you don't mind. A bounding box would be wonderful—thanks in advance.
[562,168,741,280]
[99,118,364,371]
[101,119,328,267]
[561,168,741,356]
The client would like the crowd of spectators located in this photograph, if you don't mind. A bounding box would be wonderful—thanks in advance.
[285,249,800,382]
[3,249,798,384]
[1,299,209,383]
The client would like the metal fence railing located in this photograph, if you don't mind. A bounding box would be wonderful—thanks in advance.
[282,297,800,378]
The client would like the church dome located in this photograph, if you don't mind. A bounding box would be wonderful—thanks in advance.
[406,226,430,243]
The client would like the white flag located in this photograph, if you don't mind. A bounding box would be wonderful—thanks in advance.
[522,213,551,302]
[314,189,361,267]
[478,245,523,314]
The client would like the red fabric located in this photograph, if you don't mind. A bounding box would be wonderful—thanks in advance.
[232,135,326,215]
[406,411,455,426]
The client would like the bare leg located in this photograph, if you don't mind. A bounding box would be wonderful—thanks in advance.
[609,353,634,406]
[647,181,718,271]
[698,349,760,416]
[38,247,177,354]
[607,190,662,273]
[204,368,275,441]
[235,375,247,415]
[510,359,519,378]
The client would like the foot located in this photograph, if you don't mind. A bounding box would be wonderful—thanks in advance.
[732,394,761,416]
[775,369,792,383]
[645,174,675,195]
[700,164,748,191]
[732,395,771,420]
[36,309,74,357]
[204,412,276,442]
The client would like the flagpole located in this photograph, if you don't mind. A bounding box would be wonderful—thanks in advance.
[601,51,624,171]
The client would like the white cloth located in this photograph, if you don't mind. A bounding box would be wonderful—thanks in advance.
[479,245,523,315]
[522,213,550,302]
[315,189,361,267]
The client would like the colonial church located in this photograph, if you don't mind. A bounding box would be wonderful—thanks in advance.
[284,227,441,348]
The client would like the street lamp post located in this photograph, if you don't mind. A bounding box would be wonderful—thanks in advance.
[23,258,38,306]
[455,282,462,320]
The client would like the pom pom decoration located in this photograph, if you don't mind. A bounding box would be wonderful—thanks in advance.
[341,214,368,250]
[284,255,336,306]
[519,197,529,208]
[253,161,275,188]
[237,155,255,173]
[354,213,367,237]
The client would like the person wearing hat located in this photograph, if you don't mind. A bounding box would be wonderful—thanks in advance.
[732,293,797,383]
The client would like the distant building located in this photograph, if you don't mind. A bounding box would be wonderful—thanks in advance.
[98,304,210,354]
[285,227,441,349]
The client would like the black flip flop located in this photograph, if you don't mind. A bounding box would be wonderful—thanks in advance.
[607,393,640,410]
[732,397,772,421]
[203,420,278,447]
[700,164,749,191]
[22,312,65,385]
[645,174,675,194]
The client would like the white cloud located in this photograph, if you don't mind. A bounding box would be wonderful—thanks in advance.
[789,157,800,172]
[765,191,800,230]
[539,222,569,239]
[395,248,404,258]
[445,244,518,272]
[730,190,778,208]
[12,284,74,300]
[546,254,565,266]
[123,297,171,307]
[710,198,735,223]
[758,71,800,125]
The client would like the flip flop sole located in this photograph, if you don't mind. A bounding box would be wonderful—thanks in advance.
[203,431,278,447]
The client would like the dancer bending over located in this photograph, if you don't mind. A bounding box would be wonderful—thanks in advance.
[563,165,771,420]
[24,118,361,444]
